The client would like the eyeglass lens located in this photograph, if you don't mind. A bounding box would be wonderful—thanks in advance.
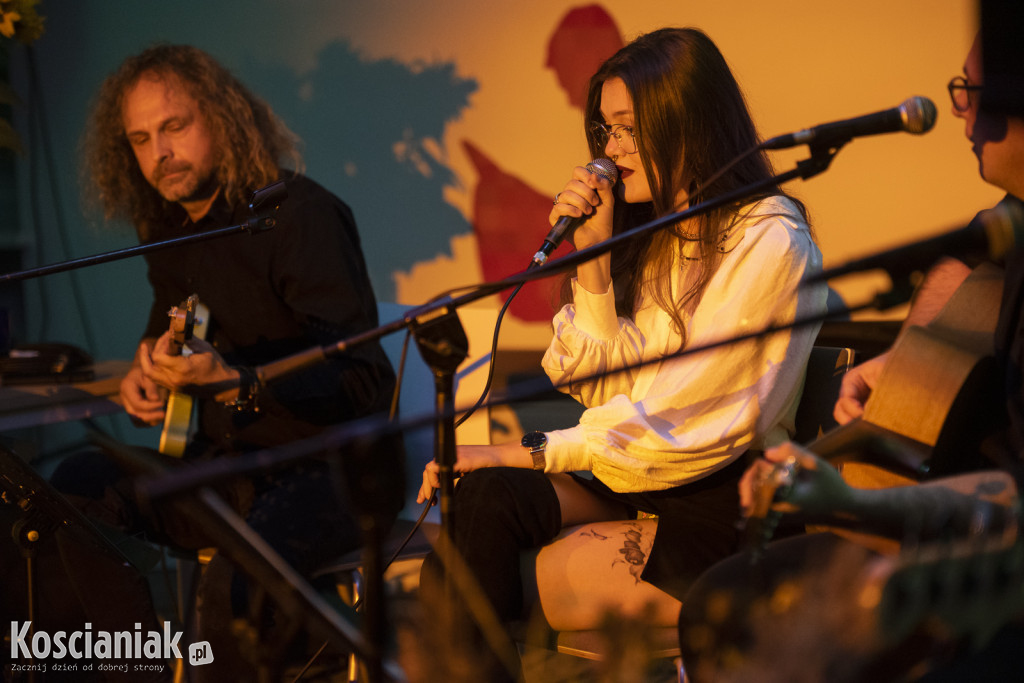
[593,123,637,154]
[948,77,979,112]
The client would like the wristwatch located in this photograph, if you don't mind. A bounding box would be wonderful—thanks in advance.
[521,431,547,471]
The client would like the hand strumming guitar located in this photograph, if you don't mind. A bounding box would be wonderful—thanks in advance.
[144,329,241,400]
[119,330,243,427]
[832,352,889,425]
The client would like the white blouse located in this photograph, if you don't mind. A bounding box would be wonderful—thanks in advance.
[540,195,828,492]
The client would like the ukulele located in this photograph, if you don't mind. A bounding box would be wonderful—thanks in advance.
[158,294,210,457]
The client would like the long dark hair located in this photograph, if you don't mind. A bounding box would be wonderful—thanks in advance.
[82,44,301,239]
[576,28,807,340]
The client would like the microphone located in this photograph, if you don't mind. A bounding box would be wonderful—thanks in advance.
[531,158,619,267]
[762,96,938,151]
[804,200,1024,284]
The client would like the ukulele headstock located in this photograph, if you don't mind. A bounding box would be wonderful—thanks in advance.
[166,294,200,355]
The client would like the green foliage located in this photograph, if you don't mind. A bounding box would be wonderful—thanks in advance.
[0,0,44,152]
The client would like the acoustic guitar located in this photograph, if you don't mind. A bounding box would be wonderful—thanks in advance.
[741,466,1021,678]
[867,504,1023,651]
[745,262,1006,556]
[737,261,1019,675]
[158,294,210,457]
[826,260,1004,472]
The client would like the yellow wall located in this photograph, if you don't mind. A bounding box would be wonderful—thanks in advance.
[338,1,993,333]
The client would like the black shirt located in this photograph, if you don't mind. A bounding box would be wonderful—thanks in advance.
[140,174,400,479]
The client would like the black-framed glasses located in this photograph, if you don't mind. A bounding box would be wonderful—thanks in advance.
[948,75,984,112]
[589,121,638,154]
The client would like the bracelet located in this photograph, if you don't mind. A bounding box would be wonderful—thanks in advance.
[224,365,261,412]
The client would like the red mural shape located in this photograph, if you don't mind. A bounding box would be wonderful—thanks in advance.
[464,140,567,321]
[466,5,623,323]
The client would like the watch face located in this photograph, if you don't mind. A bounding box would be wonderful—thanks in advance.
[521,431,547,450]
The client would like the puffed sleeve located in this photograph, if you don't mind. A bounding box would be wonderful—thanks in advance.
[541,279,646,408]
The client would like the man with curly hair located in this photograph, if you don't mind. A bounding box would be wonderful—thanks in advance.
[55,44,402,680]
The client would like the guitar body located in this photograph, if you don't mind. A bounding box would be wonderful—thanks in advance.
[158,295,210,457]
[818,262,1005,474]
[799,263,1005,552]
[730,263,1020,678]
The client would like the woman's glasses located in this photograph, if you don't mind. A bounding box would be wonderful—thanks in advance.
[590,121,638,154]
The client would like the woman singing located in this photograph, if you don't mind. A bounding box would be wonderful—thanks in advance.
[418,27,827,680]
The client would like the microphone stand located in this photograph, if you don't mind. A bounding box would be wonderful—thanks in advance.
[0,180,288,283]
[232,142,846,516]
[144,202,963,683]
[233,138,849,411]
[143,141,850,646]
[139,290,907,503]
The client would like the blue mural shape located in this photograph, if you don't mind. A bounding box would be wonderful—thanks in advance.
[237,41,478,302]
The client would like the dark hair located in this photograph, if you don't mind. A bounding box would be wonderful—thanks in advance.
[576,27,806,340]
[82,44,301,238]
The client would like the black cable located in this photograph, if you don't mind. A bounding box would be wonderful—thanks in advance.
[262,141,839,680]
[453,281,523,429]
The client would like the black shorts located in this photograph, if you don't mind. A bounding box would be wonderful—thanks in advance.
[569,453,751,601]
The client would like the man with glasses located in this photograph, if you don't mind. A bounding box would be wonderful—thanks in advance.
[678,13,1024,682]
[835,32,1024,428]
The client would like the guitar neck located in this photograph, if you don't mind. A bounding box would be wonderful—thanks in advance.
[807,417,932,480]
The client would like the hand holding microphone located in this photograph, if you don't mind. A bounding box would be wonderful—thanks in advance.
[534,158,619,267]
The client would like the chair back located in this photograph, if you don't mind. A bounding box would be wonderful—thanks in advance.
[793,346,855,445]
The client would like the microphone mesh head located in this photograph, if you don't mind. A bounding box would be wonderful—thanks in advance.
[587,158,619,184]
[901,96,938,134]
